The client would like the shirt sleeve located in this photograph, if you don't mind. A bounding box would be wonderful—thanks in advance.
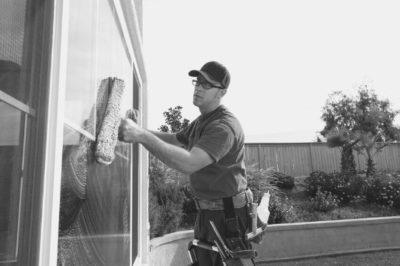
[176,121,194,147]
[194,122,234,162]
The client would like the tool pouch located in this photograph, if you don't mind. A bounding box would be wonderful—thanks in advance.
[223,197,253,254]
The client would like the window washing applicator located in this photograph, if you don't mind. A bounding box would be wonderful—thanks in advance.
[95,77,125,165]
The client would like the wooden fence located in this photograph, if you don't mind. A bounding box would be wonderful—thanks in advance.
[244,142,400,177]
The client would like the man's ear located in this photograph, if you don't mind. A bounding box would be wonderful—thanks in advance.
[219,89,227,98]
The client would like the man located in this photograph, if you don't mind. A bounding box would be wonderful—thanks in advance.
[119,61,252,265]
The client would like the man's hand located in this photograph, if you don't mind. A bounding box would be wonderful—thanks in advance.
[118,118,145,143]
[126,108,140,122]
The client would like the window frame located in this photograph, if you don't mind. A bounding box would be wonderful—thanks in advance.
[0,0,55,265]
[37,0,148,265]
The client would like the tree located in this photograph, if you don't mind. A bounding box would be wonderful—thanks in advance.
[321,86,400,176]
[158,106,190,133]
[321,91,359,175]
[352,86,400,175]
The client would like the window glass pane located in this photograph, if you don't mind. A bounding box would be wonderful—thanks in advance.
[58,0,134,265]
[64,0,97,135]
[0,101,24,262]
[58,126,131,265]
[0,0,29,103]
[95,0,133,113]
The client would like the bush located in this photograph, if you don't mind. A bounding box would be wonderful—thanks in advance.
[364,171,400,209]
[306,171,363,204]
[246,166,279,204]
[271,171,295,190]
[149,183,184,238]
[309,188,339,212]
[268,194,294,224]
[246,166,296,224]
[149,156,186,238]
[180,184,197,228]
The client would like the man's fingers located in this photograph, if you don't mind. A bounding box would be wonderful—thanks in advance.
[118,118,139,142]
[126,109,140,122]
[118,120,125,141]
[118,119,129,141]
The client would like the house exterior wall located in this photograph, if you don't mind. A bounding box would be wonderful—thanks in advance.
[0,0,147,265]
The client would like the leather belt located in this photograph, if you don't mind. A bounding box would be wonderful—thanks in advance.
[194,189,253,211]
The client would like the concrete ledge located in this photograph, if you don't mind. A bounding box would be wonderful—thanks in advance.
[150,230,193,249]
[149,216,400,265]
[149,230,193,266]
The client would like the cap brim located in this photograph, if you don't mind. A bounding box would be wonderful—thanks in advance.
[188,70,222,88]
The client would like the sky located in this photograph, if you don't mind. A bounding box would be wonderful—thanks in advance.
[142,0,400,143]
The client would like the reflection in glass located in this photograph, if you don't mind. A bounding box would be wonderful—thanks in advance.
[58,126,131,265]
[58,0,134,264]
[0,101,24,261]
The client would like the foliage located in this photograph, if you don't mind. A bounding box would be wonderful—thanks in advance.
[309,188,339,212]
[322,91,358,174]
[148,105,193,236]
[180,184,197,228]
[158,105,190,133]
[246,166,279,204]
[271,170,295,190]
[306,171,363,204]
[364,171,400,209]
[148,155,186,238]
[245,166,295,224]
[321,86,400,176]
[268,195,295,224]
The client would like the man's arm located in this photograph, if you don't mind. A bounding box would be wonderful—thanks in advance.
[125,109,183,146]
[119,119,213,174]
[149,130,182,147]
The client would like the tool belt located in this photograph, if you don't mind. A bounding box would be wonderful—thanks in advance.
[193,189,253,211]
[189,189,258,265]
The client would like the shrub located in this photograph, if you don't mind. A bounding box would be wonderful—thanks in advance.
[306,171,363,204]
[148,182,184,238]
[268,194,294,224]
[306,171,329,196]
[364,171,400,209]
[246,166,295,224]
[148,193,161,238]
[180,184,197,228]
[149,156,185,238]
[246,166,279,204]
[271,171,295,190]
[309,188,339,212]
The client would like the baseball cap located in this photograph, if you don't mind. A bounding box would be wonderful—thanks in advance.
[188,61,230,89]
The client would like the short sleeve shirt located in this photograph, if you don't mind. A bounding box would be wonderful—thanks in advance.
[176,105,247,200]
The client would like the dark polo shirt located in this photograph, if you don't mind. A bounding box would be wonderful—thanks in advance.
[176,105,247,200]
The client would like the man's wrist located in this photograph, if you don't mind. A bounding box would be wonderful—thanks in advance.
[135,127,148,143]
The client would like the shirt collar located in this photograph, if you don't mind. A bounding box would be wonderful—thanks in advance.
[199,105,225,121]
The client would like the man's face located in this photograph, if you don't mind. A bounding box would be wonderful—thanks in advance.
[192,77,223,108]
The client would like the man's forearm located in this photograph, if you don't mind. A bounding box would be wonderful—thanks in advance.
[139,130,195,174]
[149,130,182,146]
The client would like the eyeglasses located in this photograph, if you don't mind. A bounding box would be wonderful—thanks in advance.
[192,79,223,90]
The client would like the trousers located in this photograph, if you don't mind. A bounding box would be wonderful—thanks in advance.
[193,205,250,266]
